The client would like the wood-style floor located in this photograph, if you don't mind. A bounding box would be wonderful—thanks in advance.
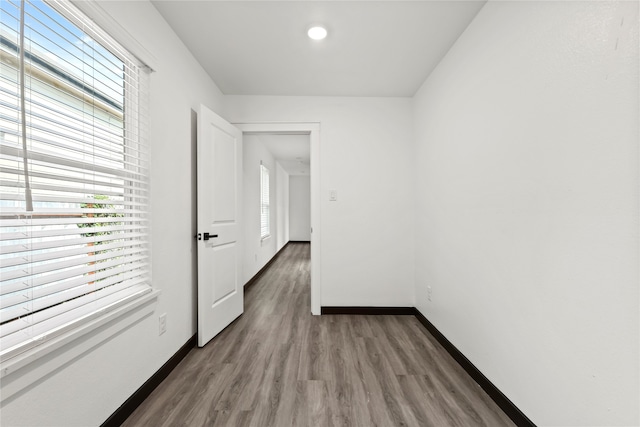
[122,242,515,427]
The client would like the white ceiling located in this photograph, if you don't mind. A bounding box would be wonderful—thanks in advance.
[152,0,486,97]
[247,134,311,175]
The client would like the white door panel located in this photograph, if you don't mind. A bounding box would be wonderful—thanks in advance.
[211,244,236,303]
[210,126,236,221]
[197,105,243,347]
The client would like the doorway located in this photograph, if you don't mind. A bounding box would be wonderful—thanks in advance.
[235,123,320,315]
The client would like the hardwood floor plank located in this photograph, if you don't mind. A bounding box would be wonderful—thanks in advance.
[397,374,445,427]
[121,242,515,427]
[179,364,236,426]
[307,380,335,427]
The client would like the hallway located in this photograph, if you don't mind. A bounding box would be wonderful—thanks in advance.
[122,243,514,426]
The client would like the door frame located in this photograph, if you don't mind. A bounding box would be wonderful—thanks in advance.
[234,122,321,315]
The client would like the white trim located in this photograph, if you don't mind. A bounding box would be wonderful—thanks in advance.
[69,0,158,71]
[0,289,160,401]
[233,122,321,315]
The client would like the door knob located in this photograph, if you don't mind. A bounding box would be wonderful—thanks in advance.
[195,233,219,241]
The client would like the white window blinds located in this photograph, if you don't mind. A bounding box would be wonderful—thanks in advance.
[260,164,269,239]
[0,0,151,361]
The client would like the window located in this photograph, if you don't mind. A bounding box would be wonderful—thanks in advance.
[260,163,269,239]
[0,0,150,361]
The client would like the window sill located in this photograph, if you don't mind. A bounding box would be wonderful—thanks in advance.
[0,289,160,402]
[260,235,271,245]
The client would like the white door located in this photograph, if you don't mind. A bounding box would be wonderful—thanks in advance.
[197,105,243,347]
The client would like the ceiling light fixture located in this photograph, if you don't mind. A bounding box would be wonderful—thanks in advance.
[308,26,327,41]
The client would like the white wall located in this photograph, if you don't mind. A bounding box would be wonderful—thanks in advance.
[276,162,290,251]
[243,134,289,283]
[0,1,227,425]
[225,96,415,307]
[412,1,639,426]
[289,175,311,241]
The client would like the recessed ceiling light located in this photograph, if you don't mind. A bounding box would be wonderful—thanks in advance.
[308,26,327,41]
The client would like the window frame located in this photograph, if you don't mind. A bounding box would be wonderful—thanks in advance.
[0,0,157,390]
[260,163,270,241]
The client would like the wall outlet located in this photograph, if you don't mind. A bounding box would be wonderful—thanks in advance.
[159,313,167,335]
[427,286,432,302]
[329,189,337,201]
